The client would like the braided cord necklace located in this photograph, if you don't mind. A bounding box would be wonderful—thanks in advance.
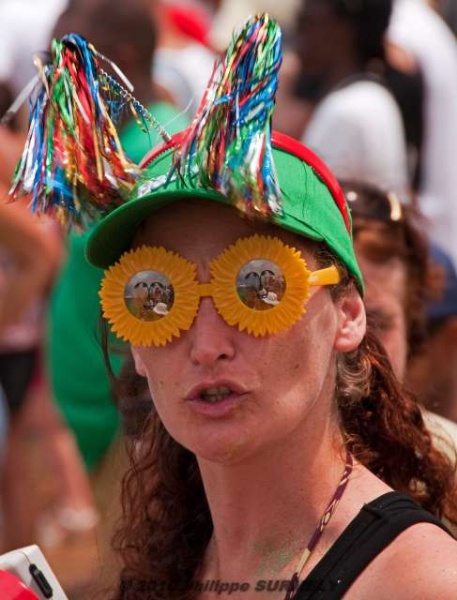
[284,450,354,600]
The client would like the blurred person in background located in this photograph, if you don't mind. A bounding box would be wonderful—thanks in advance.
[0,203,59,333]
[151,0,219,118]
[388,0,457,267]
[406,244,457,424]
[0,198,84,551]
[293,0,415,200]
[0,1,103,555]
[209,0,300,49]
[0,203,58,475]
[0,0,98,553]
[342,179,457,452]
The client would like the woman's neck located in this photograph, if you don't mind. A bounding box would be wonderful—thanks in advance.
[197,425,347,582]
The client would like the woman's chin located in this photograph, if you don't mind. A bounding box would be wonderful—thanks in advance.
[183,428,257,466]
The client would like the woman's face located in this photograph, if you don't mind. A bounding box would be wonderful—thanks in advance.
[131,200,365,464]
[355,250,408,380]
[295,0,351,80]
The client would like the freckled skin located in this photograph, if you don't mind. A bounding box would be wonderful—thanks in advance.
[131,199,348,466]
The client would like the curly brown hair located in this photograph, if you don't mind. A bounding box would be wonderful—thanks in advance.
[106,248,457,600]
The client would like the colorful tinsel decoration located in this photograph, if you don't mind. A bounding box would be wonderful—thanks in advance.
[9,34,166,228]
[173,13,283,218]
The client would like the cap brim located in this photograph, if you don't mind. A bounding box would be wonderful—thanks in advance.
[87,187,324,269]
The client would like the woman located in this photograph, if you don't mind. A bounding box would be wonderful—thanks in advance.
[11,13,457,600]
[87,125,457,598]
[82,8,457,575]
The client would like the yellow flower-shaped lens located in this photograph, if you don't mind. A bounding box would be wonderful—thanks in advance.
[100,236,341,346]
[209,235,312,336]
[100,246,199,346]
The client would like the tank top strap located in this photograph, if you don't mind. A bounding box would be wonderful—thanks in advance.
[293,491,453,599]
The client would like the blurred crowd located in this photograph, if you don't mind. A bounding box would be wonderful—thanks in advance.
[0,0,457,597]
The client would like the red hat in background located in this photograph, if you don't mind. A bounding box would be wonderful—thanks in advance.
[163,1,213,49]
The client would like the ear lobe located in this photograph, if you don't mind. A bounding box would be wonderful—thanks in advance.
[333,290,366,353]
[131,346,147,377]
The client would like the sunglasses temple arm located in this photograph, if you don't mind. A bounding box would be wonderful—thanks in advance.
[308,265,341,287]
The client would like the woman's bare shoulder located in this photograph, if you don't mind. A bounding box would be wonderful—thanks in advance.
[347,522,457,599]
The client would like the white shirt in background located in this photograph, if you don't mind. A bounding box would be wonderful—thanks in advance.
[0,0,67,93]
[302,79,410,199]
[389,0,457,266]
[153,43,216,118]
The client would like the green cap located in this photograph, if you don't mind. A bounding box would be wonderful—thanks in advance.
[86,130,364,292]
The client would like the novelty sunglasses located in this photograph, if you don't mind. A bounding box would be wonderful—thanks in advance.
[100,235,341,346]
[343,185,403,223]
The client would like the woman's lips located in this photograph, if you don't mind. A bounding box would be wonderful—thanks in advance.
[185,382,248,417]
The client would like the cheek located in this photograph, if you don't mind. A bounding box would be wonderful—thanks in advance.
[141,363,186,437]
[263,315,335,393]
[384,320,408,378]
[380,326,405,355]
[132,347,177,399]
[262,341,305,385]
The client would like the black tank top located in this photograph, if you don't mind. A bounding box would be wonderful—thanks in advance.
[293,491,453,599]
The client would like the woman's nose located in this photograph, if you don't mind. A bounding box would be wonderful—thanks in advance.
[188,297,236,367]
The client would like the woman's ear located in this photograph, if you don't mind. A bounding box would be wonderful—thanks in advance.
[131,346,147,377]
[333,289,366,352]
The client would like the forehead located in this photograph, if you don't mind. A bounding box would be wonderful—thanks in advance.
[356,253,407,306]
[132,198,315,259]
